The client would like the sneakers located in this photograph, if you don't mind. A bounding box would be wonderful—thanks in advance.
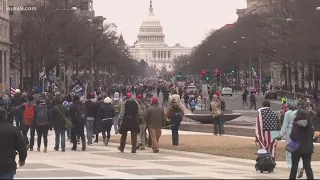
[44,147,47,153]
[54,147,59,151]
[118,146,124,153]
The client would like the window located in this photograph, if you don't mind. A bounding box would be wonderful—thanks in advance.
[164,51,166,58]
[3,51,6,82]
[3,24,7,40]
[158,51,160,58]
[80,2,88,10]
[0,23,3,39]
[161,51,163,58]
[168,51,171,58]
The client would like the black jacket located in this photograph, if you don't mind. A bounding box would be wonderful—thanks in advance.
[97,103,116,120]
[0,121,27,172]
[290,110,314,155]
[85,100,99,118]
[51,104,68,130]
[11,94,24,107]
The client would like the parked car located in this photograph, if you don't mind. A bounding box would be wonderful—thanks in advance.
[186,85,198,95]
[221,87,233,96]
[265,90,278,99]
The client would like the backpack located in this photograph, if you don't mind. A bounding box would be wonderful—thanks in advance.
[171,107,182,122]
[23,103,35,126]
[114,100,120,113]
[36,107,49,125]
[75,103,86,124]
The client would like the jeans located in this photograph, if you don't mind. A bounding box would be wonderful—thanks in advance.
[86,119,94,145]
[54,129,66,150]
[250,102,256,110]
[71,124,85,147]
[138,124,147,148]
[171,120,181,145]
[22,124,36,149]
[213,116,224,135]
[66,127,71,139]
[149,128,162,151]
[0,171,15,179]
[119,131,138,151]
[289,152,314,179]
[14,111,23,130]
[113,115,119,132]
[36,125,49,148]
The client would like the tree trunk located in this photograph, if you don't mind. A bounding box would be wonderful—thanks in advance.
[294,62,299,92]
[283,64,287,90]
[308,60,313,92]
[30,52,35,85]
[288,63,292,91]
[301,63,305,93]
[25,42,29,89]
[19,43,23,90]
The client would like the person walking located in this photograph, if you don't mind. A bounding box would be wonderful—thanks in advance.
[11,89,24,130]
[250,92,257,110]
[144,97,167,153]
[210,95,223,136]
[242,89,248,106]
[171,90,181,105]
[93,96,104,143]
[113,92,121,134]
[136,94,147,150]
[255,100,280,159]
[166,99,184,146]
[280,102,304,178]
[34,100,51,153]
[85,93,99,145]
[118,92,141,153]
[289,109,314,179]
[63,94,73,140]
[69,95,87,151]
[0,107,27,179]
[52,98,68,152]
[17,96,36,150]
[97,97,116,145]
[162,86,169,108]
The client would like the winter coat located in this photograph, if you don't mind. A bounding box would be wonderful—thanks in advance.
[144,103,167,129]
[51,104,68,130]
[118,97,140,134]
[11,94,23,107]
[85,100,99,118]
[290,109,314,155]
[136,99,146,124]
[0,119,27,172]
[96,103,116,132]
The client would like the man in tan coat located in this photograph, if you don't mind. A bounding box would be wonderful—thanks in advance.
[144,97,167,153]
[210,95,223,135]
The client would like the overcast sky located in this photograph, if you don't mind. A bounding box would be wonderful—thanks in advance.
[93,0,247,47]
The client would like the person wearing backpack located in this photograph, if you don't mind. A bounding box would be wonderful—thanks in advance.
[35,100,51,153]
[166,99,184,146]
[69,95,87,151]
[113,92,121,134]
[17,96,36,150]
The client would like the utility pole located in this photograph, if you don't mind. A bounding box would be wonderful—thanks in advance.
[249,52,252,86]
[19,43,23,90]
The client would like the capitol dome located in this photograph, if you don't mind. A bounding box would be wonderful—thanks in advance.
[136,0,165,45]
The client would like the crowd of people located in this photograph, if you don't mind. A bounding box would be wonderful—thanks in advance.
[0,83,187,179]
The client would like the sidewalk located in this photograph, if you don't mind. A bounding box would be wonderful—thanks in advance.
[18,130,320,179]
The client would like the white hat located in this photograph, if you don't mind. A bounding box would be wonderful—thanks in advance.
[15,89,21,93]
[114,92,120,100]
[104,97,112,103]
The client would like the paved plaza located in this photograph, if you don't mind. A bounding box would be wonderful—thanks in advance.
[16,130,320,179]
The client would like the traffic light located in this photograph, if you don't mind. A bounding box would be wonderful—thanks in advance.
[251,67,254,70]
[205,71,210,81]
[201,70,206,80]
[231,70,235,73]
[178,72,182,77]
[216,68,220,81]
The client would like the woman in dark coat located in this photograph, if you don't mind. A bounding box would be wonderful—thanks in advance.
[93,96,104,142]
[96,97,115,145]
[289,109,314,179]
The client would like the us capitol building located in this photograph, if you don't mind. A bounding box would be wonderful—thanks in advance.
[128,0,192,72]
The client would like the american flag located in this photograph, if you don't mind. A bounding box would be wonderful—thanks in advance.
[39,66,46,79]
[255,107,279,159]
[10,77,15,96]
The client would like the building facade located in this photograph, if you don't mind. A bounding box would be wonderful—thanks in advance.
[129,0,192,72]
[0,0,10,90]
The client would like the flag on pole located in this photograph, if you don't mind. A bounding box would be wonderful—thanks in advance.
[39,66,46,79]
[10,77,15,96]
[72,78,84,93]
